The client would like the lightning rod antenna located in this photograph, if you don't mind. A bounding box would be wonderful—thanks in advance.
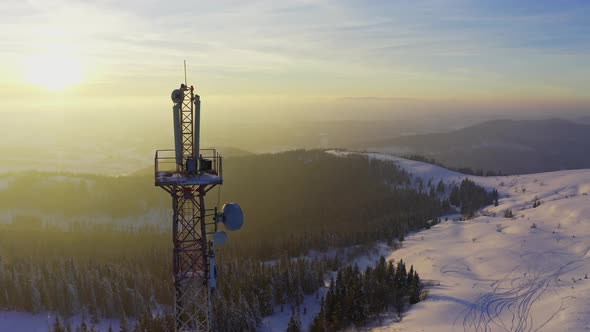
[184,60,188,86]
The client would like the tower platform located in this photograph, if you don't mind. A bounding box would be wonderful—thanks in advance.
[154,149,223,187]
[155,172,222,186]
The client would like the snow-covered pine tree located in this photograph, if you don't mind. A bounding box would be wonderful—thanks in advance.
[52,315,66,332]
[286,309,302,332]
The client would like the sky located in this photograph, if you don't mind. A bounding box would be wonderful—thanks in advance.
[0,0,589,121]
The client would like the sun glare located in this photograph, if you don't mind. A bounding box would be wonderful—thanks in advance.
[24,51,83,90]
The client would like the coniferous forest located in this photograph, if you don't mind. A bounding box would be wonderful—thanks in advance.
[0,150,496,331]
[308,257,421,331]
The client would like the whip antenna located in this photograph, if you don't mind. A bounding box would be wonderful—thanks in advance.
[184,60,188,86]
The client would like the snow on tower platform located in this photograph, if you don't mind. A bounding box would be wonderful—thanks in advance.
[154,149,222,187]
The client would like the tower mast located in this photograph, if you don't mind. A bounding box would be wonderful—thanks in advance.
[154,67,243,331]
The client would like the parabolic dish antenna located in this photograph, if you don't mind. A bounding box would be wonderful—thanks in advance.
[213,231,228,246]
[221,203,244,231]
[171,89,184,103]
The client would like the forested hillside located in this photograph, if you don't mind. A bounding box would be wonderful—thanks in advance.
[0,150,444,259]
[0,222,342,331]
[219,150,443,258]
[0,150,495,331]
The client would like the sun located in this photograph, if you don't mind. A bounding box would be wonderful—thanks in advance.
[24,51,83,90]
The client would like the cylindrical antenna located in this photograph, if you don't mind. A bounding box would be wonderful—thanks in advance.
[184,60,188,86]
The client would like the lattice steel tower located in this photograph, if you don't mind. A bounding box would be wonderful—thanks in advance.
[154,73,243,332]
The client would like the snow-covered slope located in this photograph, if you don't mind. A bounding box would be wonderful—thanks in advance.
[358,152,590,332]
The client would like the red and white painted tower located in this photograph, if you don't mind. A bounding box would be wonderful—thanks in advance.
[154,67,243,332]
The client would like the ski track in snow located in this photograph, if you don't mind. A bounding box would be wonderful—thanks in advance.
[458,246,590,332]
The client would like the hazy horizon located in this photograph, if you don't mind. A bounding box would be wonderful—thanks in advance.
[2,1,589,115]
[1,0,590,174]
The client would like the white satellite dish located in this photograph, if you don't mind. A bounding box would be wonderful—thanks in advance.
[221,203,244,231]
[171,89,184,103]
[213,231,228,246]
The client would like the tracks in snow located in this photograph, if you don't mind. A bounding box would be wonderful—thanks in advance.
[451,246,590,332]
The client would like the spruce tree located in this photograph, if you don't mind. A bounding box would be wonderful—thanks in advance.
[409,271,421,305]
[286,310,302,332]
[437,180,445,193]
[52,315,65,332]
[119,315,129,332]
[260,283,274,316]
[309,298,326,332]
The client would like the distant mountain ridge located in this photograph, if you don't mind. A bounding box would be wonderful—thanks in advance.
[365,118,590,174]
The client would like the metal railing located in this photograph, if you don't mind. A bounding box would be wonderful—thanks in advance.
[155,149,223,180]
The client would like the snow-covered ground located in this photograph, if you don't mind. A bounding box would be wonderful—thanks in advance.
[359,152,590,332]
[0,312,121,332]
